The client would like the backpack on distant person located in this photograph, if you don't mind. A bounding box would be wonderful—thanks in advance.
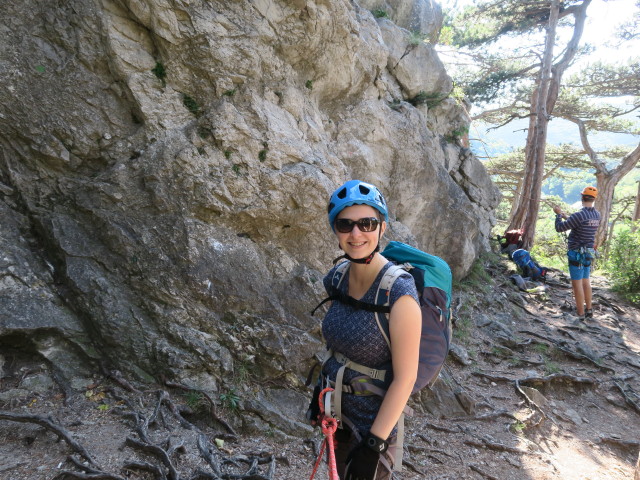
[511,248,547,282]
[498,229,524,254]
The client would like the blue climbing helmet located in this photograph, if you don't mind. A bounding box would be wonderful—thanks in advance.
[327,180,389,231]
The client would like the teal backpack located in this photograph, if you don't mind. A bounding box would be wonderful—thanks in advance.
[378,241,453,390]
[315,241,453,391]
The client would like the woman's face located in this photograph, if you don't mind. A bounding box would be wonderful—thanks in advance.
[334,204,386,260]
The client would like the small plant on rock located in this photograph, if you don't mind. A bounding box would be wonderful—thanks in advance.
[219,389,241,410]
[182,93,200,115]
[408,30,428,45]
[152,61,167,86]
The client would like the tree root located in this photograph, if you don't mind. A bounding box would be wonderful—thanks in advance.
[469,463,500,480]
[165,381,237,435]
[125,437,180,480]
[472,371,598,388]
[464,439,526,454]
[0,411,95,464]
[123,461,168,479]
[51,473,126,480]
[518,329,616,372]
[519,373,599,387]
[197,433,223,477]
[449,409,519,422]
[51,457,126,480]
[100,364,140,394]
[422,421,460,433]
[402,458,426,475]
[597,436,640,451]
[613,381,640,414]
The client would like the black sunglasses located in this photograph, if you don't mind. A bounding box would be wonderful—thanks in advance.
[334,217,380,233]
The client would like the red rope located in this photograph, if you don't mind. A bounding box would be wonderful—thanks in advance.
[309,388,339,480]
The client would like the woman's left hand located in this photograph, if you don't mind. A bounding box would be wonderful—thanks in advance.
[344,441,380,480]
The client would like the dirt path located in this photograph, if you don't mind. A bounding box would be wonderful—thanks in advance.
[1,261,639,480]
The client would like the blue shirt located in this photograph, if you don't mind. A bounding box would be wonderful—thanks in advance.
[555,207,601,250]
[321,260,419,433]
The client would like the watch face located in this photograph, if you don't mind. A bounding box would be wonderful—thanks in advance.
[367,437,385,452]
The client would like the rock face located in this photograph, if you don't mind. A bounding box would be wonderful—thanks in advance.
[359,0,444,42]
[0,0,499,433]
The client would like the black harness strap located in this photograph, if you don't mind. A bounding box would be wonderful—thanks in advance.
[310,288,392,316]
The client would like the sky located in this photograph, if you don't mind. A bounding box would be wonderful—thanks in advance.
[438,0,640,153]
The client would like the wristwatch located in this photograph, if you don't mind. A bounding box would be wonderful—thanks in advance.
[365,432,389,453]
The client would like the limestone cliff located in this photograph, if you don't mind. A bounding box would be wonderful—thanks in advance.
[0,0,499,433]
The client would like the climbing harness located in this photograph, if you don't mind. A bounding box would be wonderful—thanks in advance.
[309,387,339,480]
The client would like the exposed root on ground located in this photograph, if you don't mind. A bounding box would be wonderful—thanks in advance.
[0,412,96,465]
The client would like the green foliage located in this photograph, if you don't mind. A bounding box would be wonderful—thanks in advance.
[258,149,267,162]
[219,389,241,410]
[232,164,242,176]
[388,99,403,111]
[407,91,445,107]
[223,89,236,97]
[305,80,313,90]
[408,31,428,45]
[184,391,207,412]
[152,61,167,86]
[224,150,232,159]
[444,125,470,143]
[197,126,211,139]
[530,205,569,271]
[234,360,251,385]
[510,420,526,434]
[532,343,549,355]
[456,254,494,294]
[453,314,473,343]
[543,359,561,375]
[182,94,200,115]
[565,61,640,97]
[445,1,551,49]
[605,223,640,303]
[35,65,46,74]
[463,68,524,104]
[372,9,388,18]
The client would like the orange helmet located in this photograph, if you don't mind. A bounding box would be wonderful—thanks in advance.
[581,186,598,198]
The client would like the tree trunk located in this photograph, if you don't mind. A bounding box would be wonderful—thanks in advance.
[507,1,560,249]
[632,181,640,231]
[507,0,591,250]
[594,144,640,248]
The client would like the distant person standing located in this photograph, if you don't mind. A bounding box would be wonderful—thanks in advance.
[553,186,601,320]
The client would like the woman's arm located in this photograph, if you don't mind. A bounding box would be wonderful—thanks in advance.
[369,294,421,440]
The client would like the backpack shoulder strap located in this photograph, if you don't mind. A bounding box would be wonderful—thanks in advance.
[374,264,411,349]
[332,261,350,289]
[310,261,350,316]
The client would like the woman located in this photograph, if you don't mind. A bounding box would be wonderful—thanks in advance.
[314,180,421,480]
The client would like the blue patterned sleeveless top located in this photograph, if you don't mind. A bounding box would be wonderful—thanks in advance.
[321,260,419,434]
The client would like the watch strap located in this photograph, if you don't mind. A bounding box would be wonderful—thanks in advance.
[364,432,388,453]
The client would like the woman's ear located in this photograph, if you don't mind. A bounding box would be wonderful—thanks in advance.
[380,220,387,237]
